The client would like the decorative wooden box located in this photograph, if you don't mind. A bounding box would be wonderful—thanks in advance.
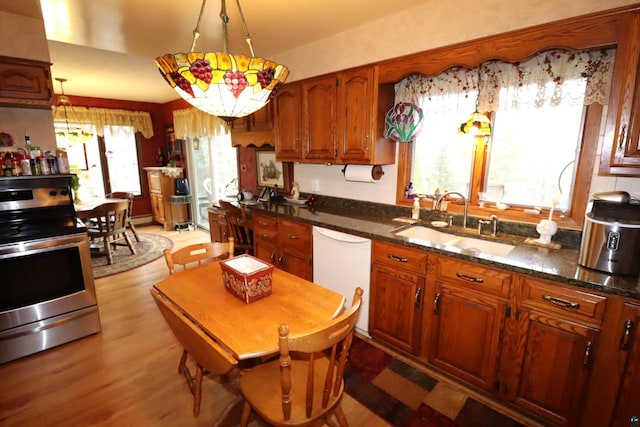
[220,255,273,303]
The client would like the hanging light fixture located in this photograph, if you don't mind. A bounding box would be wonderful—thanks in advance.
[53,78,94,143]
[156,0,289,123]
[458,66,492,136]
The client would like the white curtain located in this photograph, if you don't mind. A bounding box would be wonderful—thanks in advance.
[54,106,154,138]
[394,48,616,112]
[173,107,228,139]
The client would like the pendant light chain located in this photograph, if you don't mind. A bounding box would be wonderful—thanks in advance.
[235,0,255,57]
[190,0,207,52]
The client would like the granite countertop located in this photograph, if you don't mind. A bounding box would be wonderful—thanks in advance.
[237,200,640,300]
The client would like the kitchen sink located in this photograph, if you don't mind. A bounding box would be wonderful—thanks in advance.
[393,225,515,257]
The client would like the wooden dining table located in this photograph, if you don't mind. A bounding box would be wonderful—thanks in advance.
[152,261,346,425]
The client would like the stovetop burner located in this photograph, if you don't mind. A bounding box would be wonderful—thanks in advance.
[0,175,85,244]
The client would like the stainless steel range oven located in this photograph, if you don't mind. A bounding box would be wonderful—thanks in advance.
[0,175,101,364]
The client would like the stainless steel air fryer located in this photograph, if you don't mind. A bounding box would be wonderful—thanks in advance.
[578,192,640,276]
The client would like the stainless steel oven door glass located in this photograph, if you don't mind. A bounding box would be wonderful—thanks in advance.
[0,232,100,364]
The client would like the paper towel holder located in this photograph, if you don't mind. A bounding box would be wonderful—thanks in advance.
[341,164,385,182]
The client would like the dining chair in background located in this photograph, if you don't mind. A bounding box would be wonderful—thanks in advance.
[239,287,364,427]
[86,200,135,265]
[106,191,140,242]
[163,238,234,275]
[150,288,239,417]
[219,200,253,256]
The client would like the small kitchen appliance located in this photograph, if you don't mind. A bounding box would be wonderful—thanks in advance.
[578,191,640,276]
[174,178,190,195]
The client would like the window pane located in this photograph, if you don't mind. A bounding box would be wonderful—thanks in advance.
[104,127,142,196]
[487,90,585,211]
[411,112,474,197]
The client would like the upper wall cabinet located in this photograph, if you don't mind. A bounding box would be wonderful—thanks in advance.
[230,102,276,147]
[274,65,396,165]
[0,56,53,109]
[600,11,640,176]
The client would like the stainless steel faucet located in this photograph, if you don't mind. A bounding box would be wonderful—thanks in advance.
[434,191,468,229]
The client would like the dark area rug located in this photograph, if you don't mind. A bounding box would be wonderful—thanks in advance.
[91,233,173,279]
[345,337,525,427]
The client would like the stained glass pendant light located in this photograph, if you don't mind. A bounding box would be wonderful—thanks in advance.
[156,0,289,123]
[53,78,94,143]
[458,67,491,136]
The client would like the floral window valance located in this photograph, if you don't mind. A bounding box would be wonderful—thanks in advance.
[53,106,154,139]
[173,107,228,139]
[394,48,616,113]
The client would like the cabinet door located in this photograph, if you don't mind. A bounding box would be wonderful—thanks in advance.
[0,57,53,107]
[600,12,640,175]
[505,308,599,427]
[279,247,311,281]
[250,103,274,131]
[275,83,302,161]
[369,263,424,355]
[255,239,278,266]
[150,193,165,224]
[612,301,640,427]
[277,218,311,280]
[336,67,374,163]
[303,75,337,161]
[427,282,507,391]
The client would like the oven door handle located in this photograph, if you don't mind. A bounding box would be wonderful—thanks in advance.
[0,306,98,342]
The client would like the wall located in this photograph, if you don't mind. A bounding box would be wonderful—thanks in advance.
[279,0,640,204]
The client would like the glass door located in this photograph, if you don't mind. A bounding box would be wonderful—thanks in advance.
[185,133,238,229]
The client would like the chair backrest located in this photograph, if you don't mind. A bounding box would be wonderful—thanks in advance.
[151,288,238,376]
[279,287,364,421]
[88,200,129,235]
[163,238,234,275]
[107,191,134,220]
[219,200,252,253]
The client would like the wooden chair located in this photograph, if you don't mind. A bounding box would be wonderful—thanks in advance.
[107,191,140,242]
[163,238,234,275]
[219,200,253,255]
[150,288,239,417]
[239,287,364,427]
[86,200,135,265]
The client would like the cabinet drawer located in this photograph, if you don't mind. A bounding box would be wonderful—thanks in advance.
[278,219,309,251]
[372,240,427,274]
[253,214,278,240]
[519,277,607,325]
[431,256,512,298]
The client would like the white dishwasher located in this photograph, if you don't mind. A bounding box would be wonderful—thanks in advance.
[312,226,371,336]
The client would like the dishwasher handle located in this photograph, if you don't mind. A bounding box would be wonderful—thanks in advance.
[313,226,371,244]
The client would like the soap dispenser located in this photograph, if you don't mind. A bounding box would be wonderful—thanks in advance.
[412,197,420,220]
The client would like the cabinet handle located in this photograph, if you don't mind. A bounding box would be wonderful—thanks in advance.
[278,254,285,267]
[258,220,269,226]
[387,254,408,263]
[259,232,270,238]
[433,292,441,315]
[620,320,635,351]
[618,124,627,150]
[287,233,300,240]
[415,287,422,308]
[583,341,592,367]
[270,252,276,264]
[456,272,484,283]
[542,294,580,309]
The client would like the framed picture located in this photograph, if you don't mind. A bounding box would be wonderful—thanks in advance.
[256,149,287,189]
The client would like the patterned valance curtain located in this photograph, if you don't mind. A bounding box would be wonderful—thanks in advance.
[394,48,616,113]
[173,107,228,139]
[54,106,154,139]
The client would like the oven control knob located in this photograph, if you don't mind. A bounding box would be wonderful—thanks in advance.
[61,190,69,196]
[49,190,57,197]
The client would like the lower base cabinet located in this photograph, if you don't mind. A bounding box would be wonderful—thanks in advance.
[367,238,639,427]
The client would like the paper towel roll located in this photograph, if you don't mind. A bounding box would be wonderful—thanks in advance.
[342,165,384,183]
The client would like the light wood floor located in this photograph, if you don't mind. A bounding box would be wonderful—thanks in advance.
[0,225,388,427]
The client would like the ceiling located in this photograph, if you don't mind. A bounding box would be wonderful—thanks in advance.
[8,0,431,104]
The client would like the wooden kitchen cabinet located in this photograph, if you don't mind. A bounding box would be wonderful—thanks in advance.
[253,212,312,280]
[207,206,228,243]
[600,11,640,175]
[230,102,276,147]
[145,167,183,231]
[369,240,426,355]
[611,301,640,427]
[424,255,512,392]
[500,276,607,427]
[0,56,53,108]
[275,66,395,164]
